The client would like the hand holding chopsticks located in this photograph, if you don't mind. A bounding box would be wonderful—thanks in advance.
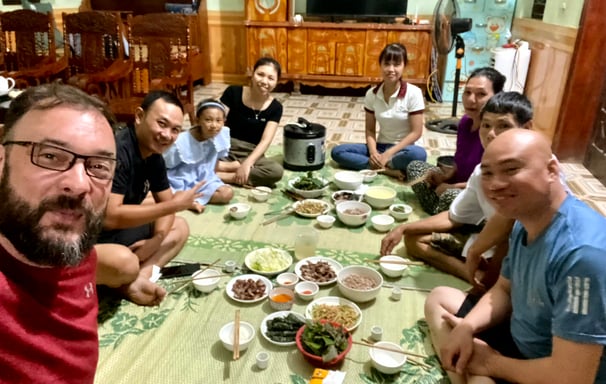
[233,309,241,360]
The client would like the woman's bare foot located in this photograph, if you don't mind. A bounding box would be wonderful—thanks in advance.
[381,168,406,181]
[189,201,205,214]
[120,274,166,306]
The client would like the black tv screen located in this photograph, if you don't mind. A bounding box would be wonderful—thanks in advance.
[306,0,408,20]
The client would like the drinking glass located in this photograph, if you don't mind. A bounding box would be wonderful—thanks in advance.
[294,228,319,260]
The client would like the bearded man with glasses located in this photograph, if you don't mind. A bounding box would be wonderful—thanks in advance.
[0,83,117,383]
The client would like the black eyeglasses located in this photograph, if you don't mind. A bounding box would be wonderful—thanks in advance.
[2,141,117,180]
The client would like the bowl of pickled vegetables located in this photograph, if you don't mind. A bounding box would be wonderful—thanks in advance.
[288,172,329,198]
[244,247,293,276]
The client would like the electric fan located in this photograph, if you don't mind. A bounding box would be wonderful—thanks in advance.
[425,0,472,134]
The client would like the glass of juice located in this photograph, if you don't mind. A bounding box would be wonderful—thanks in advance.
[294,228,318,260]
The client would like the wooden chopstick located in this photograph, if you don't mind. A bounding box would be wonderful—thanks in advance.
[381,283,432,293]
[191,273,230,282]
[262,208,294,225]
[233,309,240,361]
[355,340,432,369]
[366,259,425,266]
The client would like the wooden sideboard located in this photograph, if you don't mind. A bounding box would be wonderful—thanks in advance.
[245,21,432,91]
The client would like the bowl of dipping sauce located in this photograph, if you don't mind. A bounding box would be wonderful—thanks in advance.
[294,281,319,301]
[268,287,295,311]
[276,272,299,289]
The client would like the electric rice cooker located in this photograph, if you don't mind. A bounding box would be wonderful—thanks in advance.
[283,117,326,171]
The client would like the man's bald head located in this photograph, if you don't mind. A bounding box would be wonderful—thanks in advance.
[480,129,566,223]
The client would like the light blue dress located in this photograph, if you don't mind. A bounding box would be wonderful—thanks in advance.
[164,127,230,205]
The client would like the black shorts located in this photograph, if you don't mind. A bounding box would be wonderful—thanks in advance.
[96,223,154,246]
[455,293,524,384]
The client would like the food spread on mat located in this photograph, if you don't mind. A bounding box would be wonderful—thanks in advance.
[310,304,360,330]
[232,278,267,300]
[295,200,327,215]
[248,248,290,272]
[264,313,305,343]
[341,274,378,290]
[299,260,336,283]
[301,321,350,362]
[292,172,325,190]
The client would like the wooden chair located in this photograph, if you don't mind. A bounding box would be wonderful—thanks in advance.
[0,9,67,88]
[62,11,132,101]
[109,13,202,123]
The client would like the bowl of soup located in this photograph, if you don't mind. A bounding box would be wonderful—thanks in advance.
[364,186,397,209]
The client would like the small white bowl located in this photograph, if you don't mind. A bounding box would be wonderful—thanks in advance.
[371,214,395,232]
[388,203,413,221]
[379,255,408,278]
[370,341,407,374]
[316,214,335,229]
[334,171,364,190]
[294,281,319,301]
[192,268,221,293]
[276,272,299,289]
[359,169,377,183]
[364,186,397,209]
[228,203,251,219]
[251,186,272,202]
[219,321,255,352]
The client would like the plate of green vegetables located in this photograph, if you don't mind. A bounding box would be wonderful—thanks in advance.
[260,311,306,346]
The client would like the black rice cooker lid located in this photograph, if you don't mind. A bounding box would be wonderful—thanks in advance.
[284,119,326,139]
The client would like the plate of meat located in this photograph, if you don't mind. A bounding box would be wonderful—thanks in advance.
[226,274,273,303]
[294,256,343,286]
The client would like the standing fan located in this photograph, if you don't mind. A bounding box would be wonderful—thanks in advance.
[426,0,472,134]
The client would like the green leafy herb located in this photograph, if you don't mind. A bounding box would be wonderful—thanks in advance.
[301,321,349,362]
[292,171,325,191]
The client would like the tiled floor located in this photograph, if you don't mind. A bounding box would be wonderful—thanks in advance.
[193,83,606,217]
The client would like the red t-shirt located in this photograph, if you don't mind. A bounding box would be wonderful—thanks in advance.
[0,244,98,384]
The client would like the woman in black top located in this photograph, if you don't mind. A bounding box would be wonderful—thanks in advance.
[217,57,284,186]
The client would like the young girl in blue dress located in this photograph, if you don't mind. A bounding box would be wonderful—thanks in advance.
[164,99,234,213]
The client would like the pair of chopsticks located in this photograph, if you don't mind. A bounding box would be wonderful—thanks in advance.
[366,259,425,266]
[233,309,241,360]
[281,189,305,201]
[355,340,432,370]
[381,283,432,293]
[242,184,271,194]
[166,258,222,295]
[262,208,294,225]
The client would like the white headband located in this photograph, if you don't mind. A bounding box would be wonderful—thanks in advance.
[196,101,226,116]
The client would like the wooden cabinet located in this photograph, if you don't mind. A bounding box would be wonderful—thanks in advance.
[245,21,432,91]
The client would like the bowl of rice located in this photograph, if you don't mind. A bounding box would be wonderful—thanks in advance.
[336,265,383,303]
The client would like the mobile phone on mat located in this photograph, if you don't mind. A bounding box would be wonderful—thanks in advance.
[159,263,201,279]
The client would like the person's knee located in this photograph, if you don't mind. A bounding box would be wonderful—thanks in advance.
[96,245,140,287]
[213,186,234,204]
[404,233,425,257]
[171,217,190,247]
[250,161,283,186]
[424,286,455,318]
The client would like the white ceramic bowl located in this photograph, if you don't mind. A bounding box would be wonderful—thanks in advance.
[364,186,397,209]
[379,255,408,278]
[268,287,295,311]
[371,214,395,232]
[294,281,319,301]
[389,203,413,221]
[334,171,364,190]
[369,341,407,374]
[219,321,255,352]
[288,177,329,199]
[192,268,221,293]
[331,190,361,205]
[228,203,251,219]
[336,201,372,227]
[316,214,335,229]
[250,186,272,202]
[276,272,299,289]
[336,265,383,303]
[359,169,378,183]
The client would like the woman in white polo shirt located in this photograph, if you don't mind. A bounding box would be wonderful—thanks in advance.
[331,43,426,179]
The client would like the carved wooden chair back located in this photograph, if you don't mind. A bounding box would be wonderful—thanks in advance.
[127,12,197,117]
[0,9,66,87]
[62,11,131,99]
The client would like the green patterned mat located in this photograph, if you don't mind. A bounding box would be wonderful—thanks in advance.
[95,150,468,383]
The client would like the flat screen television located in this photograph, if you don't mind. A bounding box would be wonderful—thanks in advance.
[306,0,408,22]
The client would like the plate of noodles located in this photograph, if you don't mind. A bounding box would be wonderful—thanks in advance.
[305,296,362,331]
[292,199,331,218]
